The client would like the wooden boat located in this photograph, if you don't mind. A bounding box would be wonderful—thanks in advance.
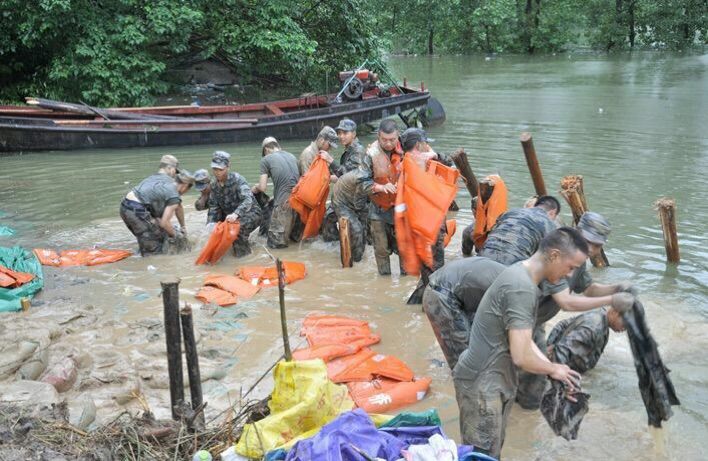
[0,84,433,153]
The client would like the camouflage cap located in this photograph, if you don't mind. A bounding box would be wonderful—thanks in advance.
[193,168,210,191]
[211,151,231,169]
[175,169,195,186]
[401,127,434,152]
[317,126,338,148]
[262,136,278,148]
[577,211,611,244]
[335,118,357,133]
[160,154,179,168]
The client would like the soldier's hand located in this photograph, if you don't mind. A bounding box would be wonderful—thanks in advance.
[615,281,638,296]
[376,183,396,194]
[318,151,334,164]
[226,213,239,223]
[549,363,581,393]
[611,292,635,313]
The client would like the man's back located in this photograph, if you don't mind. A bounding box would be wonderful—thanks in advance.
[261,151,299,206]
[480,207,557,265]
[430,257,506,314]
[547,309,609,374]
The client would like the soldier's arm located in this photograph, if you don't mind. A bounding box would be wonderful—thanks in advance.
[583,283,619,297]
[194,190,209,211]
[160,204,179,236]
[435,150,454,167]
[234,175,255,217]
[206,189,221,223]
[551,288,613,312]
[356,152,376,194]
[175,203,186,229]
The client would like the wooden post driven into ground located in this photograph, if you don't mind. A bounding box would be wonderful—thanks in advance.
[161,280,184,420]
[560,175,610,267]
[450,148,479,208]
[655,198,680,264]
[520,132,548,196]
[180,305,204,430]
[339,217,353,268]
[276,258,292,360]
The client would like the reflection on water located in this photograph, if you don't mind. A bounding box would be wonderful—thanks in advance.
[1,52,706,459]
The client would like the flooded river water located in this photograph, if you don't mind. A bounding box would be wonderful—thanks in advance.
[1,52,706,459]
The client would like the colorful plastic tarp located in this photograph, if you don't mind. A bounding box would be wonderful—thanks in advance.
[235,359,354,459]
[236,261,306,287]
[0,246,43,313]
[33,248,132,267]
[195,221,240,265]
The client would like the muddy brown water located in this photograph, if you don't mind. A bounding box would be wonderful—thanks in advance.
[1,52,706,459]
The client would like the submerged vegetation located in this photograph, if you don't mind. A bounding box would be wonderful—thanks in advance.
[0,0,705,105]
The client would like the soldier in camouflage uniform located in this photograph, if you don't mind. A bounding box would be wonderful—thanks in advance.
[207,151,262,257]
[547,307,626,374]
[320,118,368,242]
[517,211,638,409]
[298,126,339,175]
[331,170,369,262]
[253,137,301,248]
[478,196,561,265]
[423,257,506,369]
[193,169,211,211]
[120,155,193,256]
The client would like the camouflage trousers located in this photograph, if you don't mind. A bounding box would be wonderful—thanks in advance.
[461,223,475,257]
[267,201,297,249]
[333,203,368,263]
[320,205,340,242]
[369,219,400,275]
[232,206,262,257]
[422,287,469,369]
[516,325,549,410]
[454,378,513,460]
[120,199,166,256]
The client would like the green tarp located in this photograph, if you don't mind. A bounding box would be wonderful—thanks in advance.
[0,246,43,312]
[0,226,15,237]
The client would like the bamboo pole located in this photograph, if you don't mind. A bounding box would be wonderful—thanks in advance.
[559,175,610,267]
[161,280,184,420]
[450,148,479,207]
[275,259,292,360]
[520,132,548,196]
[338,217,353,268]
[180,304,204,430]
[654,198,680,264]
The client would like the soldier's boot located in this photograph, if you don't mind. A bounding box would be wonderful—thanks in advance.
[370,220,391,275]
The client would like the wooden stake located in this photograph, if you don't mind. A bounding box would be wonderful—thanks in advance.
[338,217,353,268]
[655,198,680,264]
[161,280,184,420]
[180,304,204,430]
[450,148,479,209]
[560,175,610,267]
[520,132,548,196]
[275,259,292,361]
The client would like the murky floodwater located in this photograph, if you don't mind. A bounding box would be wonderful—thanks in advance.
[1,52,706,459]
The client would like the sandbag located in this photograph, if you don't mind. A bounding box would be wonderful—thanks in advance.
[195,286,238,307]
[235,359,354,459]
[236,261,307,287]
[327,349,415,383]
[443,219,456,248]
[0,246,43,312]
[17,348,49,380]
[289,157,330,239]
[0,340,39,379]
[348,377,432,414]
[204,274,260,299]
[33,248,132,267]
[472,175,508,251]
[195,221,240,265]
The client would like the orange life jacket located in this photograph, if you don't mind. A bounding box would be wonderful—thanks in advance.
[195,221,240,265]
[236,261,307,287]
[370,141,403,210]
[195,273,260,306]
[289,157,330,239]
[472,174,508,251]
[347,377,432,413]
[394,158,458,275]
[0,265,35,288]
[33,248,132,267]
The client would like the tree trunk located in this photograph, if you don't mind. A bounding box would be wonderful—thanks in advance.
[484,24,492,53]
[428,27,434,55]
[525,0,533,53]
[629,0,636,47]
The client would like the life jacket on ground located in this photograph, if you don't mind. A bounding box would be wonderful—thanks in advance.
[33,248,132,267]
[236,261,307,287]
[195,273,260,306]
[0,265,35,288]
[195,221,240,265]
[443,219,457,247]
[370,141,403,210]
[347,377,432,414]
[394,158,458,275]
[325,348,414,383]
[289,157,330,239]
[472,174,508,251]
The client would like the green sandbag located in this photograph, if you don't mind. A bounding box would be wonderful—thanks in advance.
[0,246,44,313]
[378,409,442,428]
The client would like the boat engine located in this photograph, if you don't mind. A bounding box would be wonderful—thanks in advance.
[338,69,379,100]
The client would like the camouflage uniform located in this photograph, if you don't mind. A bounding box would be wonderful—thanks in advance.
[207,172,262,257]
[298,142,319,176]
[120,173,180,256]
[478,207,558,265]
[547,308,610,373]
[423,257,506,369]
[332,170,369,262]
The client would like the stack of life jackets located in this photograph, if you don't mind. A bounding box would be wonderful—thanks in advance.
[290,157,330,239]
[395,157,459,275]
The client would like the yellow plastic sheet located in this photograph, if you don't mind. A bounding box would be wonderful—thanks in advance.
[235,359,354,459]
